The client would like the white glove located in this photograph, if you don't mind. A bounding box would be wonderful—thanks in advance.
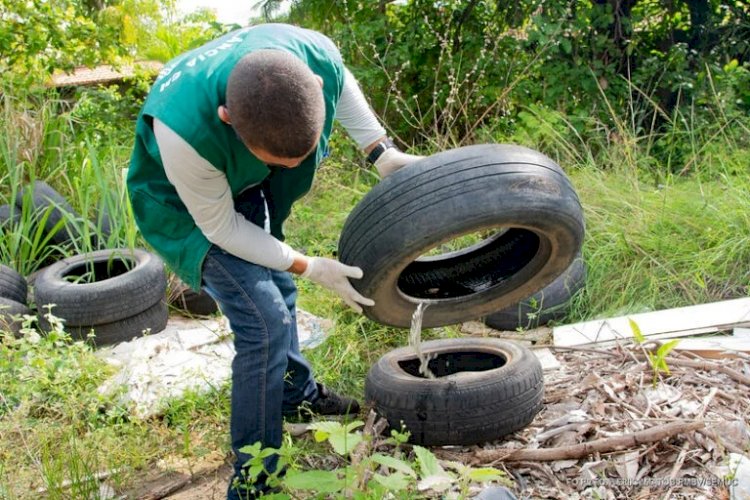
[301,257,375,313]
[374,148,425,177]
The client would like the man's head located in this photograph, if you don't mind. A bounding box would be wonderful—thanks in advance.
[224,49,325,167]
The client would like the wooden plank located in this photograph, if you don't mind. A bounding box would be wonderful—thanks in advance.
[664,336,750,359]
[553,297,750,347]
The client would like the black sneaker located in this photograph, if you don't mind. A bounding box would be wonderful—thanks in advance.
[305,383,360,417]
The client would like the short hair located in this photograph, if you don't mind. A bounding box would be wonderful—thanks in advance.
[226,50,325,158]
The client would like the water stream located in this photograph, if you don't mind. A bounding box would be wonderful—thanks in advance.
[408,302,436,379]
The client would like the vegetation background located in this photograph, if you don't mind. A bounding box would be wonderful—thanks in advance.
[0,0,748,498]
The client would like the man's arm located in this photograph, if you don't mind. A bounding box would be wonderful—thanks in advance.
[335,67,423,177]
[154,119,374,312]
[154,118,296,272]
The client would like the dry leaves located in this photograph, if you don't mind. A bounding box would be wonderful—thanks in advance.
[439,344,750,499]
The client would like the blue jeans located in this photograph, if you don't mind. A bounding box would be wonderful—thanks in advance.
[200,189,319,499]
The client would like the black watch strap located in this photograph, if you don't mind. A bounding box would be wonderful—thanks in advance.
[366,138,397,164]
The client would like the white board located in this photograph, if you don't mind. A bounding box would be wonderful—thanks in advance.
[553,297,750,347]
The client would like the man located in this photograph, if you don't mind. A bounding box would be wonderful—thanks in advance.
[127,23,421,498]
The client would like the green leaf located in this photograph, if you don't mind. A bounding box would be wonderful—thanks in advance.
[629,318,645,344]
[724,59,739,72]
[344,420,365,432]
[328,431,362,456]
[413,446,445,477]
[370,453,416,477]
[372,471,411,491]
[238,442,263,456]
[247,464,264,481]
[308,421,343,435]
[560,38,572,55]
[282,470,344,494]
[467,467,507,483]
[313,429,330,443]
[657,339,680,358]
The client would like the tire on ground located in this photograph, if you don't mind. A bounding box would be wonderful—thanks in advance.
[365,338,544,446]
[0,204,21,230]
[17,181,83,247]
[168,275,219,316]
[338,144,585,328]
[0,264,28,305]
[484,254,586,331]
[63,300,169,346]
[0,297,31,337]
[33,248,167,326]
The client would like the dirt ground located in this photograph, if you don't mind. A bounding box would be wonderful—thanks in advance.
[125,324,748,500]
[165,464,232,500]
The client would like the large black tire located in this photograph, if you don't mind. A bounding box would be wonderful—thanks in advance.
[64,300,169,346]
[0,297,31,337]
[17,181,82,247]
[0,264,28,305]
[484,254,586,331]
[0,204,20,229]
[33,248,167,326]
[339,144,585,328]
[168,276,219,316]
[365,338,544,446]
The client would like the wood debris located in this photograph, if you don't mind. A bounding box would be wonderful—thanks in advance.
[434,344,750,499]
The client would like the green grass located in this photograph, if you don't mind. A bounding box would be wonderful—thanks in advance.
[1,80,749,497]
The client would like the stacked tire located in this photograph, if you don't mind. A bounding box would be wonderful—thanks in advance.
[33,249,169,346]
[0,264,30,337]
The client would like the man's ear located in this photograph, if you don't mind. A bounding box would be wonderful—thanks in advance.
[314,75,323,88]
[217,105,231,124]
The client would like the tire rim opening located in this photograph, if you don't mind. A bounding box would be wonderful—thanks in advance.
[397,228,541,299]
[63,257,135,284]
[399,351,507,378]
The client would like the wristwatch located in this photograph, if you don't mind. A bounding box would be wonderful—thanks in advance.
[366,138,397,164]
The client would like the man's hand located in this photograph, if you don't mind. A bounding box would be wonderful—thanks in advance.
[375,148,425,177]
[301,257,375,313]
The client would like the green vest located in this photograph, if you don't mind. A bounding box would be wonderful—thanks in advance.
[127,24,344,289]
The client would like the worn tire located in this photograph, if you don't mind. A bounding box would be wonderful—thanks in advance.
[0,204,20,229]
[33,248,167,326]
[0,297,31,337]
[338,144,585,328]
[63,300,169,346]
[168,276,219,316]
[484,254,586,330]
[365,338,544,446]
[0,264,28,305]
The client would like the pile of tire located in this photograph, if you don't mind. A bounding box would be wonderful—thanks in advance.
[1,180,110,252]
[0,264,31,337]
[340,144,586,446]
[0,179,178,346]
[33,249,169,346]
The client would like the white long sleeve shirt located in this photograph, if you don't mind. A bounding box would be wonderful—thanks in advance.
[154,67,385,271]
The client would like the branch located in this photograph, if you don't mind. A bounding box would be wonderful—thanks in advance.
[439,421,704,464]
